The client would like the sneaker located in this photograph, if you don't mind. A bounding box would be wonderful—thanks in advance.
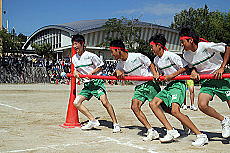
[192,134,208,146]
[221,117,230,138]
[113,123,121,133]
[160,129,180,143]
[81,120,100,130]
[182,105,187,110]
[190,105,198,111]
[143,129,159,141]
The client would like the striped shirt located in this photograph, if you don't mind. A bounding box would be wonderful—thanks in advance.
[116,53,153,85]
[183,42,226,74]
[154,51,188,83]
[72,51,104,82]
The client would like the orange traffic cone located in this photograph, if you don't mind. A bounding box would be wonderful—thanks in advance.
[59,46,81,128]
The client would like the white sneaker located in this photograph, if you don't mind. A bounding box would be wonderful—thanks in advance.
[221,117,230,138]
[182,105,187,110]
[190,105,198,111]
[143,129,159,141]
[160,129,180,143]
[81,120,100,130]
[192,134,208,146]
[113,123,121,133]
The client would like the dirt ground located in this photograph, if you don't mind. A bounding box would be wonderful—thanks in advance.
[0,83,229,153]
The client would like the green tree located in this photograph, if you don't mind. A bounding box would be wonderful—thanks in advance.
[102,17,142,50]
[0,30,28,56]
[0,29,14,56]
[31,43,54,59]
[101,17,154,59]
[170,5,230,44]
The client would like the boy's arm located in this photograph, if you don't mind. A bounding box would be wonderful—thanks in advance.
[88,67,102,75]
[73,69,81,78]
[114,70,125,79]
[190,67,200,80]
[214,46,230,79]
[149,63,160,79]
[165,66,189,81]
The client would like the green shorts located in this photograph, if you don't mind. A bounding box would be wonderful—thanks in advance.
[79,79,106,100]
[132,81,161,102]
[155,81,186,108]
[200,78,230,102]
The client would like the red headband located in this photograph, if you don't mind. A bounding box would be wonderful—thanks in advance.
[179,36,193,40]
[150,41,168,51]
[180,36,208,42]
[110,46,128,52]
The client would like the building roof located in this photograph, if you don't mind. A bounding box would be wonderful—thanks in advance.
[23,19,178,49]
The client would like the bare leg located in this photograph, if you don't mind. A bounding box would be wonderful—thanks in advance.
[149,97,173,130]
[131,99,152,129]
[227,100,230,108]
[73,95,95,121]
[198,93,224,121]
[100,94,118,124]
[188,86,195,106]
[171,103,201,134]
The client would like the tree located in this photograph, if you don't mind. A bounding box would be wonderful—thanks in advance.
[0,30,28,56]
[170,5,230,44]
[31,43,54,59]
[102,17,142,50]
[0,29,14,56]
[101,17,154,59]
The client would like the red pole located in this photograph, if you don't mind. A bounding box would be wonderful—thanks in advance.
[59,45,81,128]
[66,73,230,81]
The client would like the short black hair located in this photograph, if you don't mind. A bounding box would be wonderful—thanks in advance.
[149,34,167,46]
[179,27,199,45]
[71,34,85,43]
[110,40,125,49]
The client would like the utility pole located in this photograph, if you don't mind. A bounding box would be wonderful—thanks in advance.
[0,0,2,30]
[0,0,2,55]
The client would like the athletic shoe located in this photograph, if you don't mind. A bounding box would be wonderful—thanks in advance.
[143,129,159,141]
[113,123,121,133]
[190,105,198,111]
[192,134,208,146]
[81,120,100,130]
[182,105,187,110]
[221,117,230,138]
[160,129,180,143]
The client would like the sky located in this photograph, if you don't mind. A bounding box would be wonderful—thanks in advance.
[2,0,230,36]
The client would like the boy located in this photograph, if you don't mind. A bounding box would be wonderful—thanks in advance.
[180,27,230,138]
[71,34,120,132]
[149,34,208,146]
[110,40,161,141]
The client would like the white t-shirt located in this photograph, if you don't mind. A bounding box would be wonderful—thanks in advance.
[116,53,153,85]
[154,51,188,83]
[72,51,104,82]
[183,42,226,74]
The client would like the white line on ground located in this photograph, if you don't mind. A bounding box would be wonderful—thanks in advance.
[96,136,158,153]
[189,115,230,119]
[0,103,23,111]
[4,135,158,153]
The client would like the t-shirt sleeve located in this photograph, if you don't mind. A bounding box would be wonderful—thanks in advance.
[116,61,124,71]
[139,54,151,67]
[170,53,188,69]
[182,53,193,68]
[203,42,226,53]
[92,54,104,68]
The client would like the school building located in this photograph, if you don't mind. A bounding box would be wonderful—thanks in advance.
[22,19,182,60]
